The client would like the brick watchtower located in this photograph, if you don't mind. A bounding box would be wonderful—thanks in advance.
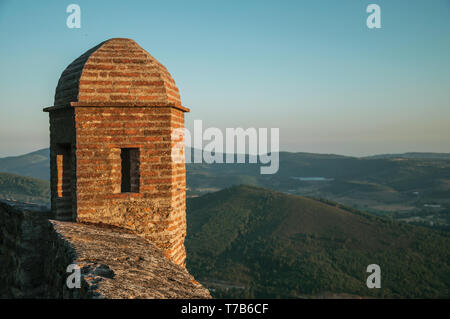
[43,38,189,266]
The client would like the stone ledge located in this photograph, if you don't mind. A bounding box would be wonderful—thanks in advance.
[50,220,211,299]
[0,201,210,299]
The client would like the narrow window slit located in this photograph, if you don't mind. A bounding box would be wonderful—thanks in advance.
[56,144,72,198]
[121,148,140,193]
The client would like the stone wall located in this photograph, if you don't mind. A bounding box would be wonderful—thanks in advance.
[0,201,83,298]
[0,201,210,299]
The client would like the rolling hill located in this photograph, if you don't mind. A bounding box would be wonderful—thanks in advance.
[0,148,49,180]
[186,151,450,229]
[1,148,449,229]
[185,185,450,298]
[0,172,50,205]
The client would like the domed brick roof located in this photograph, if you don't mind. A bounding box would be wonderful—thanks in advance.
[53,38,187,111]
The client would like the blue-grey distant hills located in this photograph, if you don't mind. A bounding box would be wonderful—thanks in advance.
[364,152,450,160]
[2,148,450,182]
[0,148,50,180]
[0,148,449,230]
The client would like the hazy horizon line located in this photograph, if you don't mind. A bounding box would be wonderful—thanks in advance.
[1,146,450,160]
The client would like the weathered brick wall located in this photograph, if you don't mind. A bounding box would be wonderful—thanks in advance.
[74,106,187,266]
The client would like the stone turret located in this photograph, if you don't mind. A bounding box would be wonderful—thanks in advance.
[44,38,189,266]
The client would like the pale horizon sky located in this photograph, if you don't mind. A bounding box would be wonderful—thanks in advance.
[0,0,449,157]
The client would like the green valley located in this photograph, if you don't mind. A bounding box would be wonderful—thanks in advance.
[186,185,450,298]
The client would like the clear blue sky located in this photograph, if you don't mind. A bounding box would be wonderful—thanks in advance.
[0,0,449,157]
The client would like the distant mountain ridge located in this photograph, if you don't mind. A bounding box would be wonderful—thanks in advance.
[0,148,49,180]
[1,148,449,229]
[363,152,450,160]
[2,148,450,182]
